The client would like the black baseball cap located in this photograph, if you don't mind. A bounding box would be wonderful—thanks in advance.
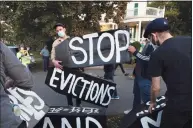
[143,18,169,38]
[54,23,66,29]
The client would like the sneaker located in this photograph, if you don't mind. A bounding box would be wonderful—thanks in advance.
[112,96,120,100]
[128,75,134,80]
[124,109,132,114]
[124,73,129,76]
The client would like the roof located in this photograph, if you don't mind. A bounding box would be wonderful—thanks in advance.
[7,46,18,49]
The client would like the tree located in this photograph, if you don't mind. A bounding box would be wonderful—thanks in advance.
[0,1,127,49]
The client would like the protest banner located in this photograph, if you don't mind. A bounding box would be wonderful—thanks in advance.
[35,106,107,128]
[120,96,166,128]
[45,67,116,108]
[55,29,131,68]
[7,87,49,128]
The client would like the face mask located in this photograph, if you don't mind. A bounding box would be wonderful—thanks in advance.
[58,31,65,37]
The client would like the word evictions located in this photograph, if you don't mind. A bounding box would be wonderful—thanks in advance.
[8,88,46,127]
[50,68,115,106]
[43,116,102,128]
[69,30,130,65]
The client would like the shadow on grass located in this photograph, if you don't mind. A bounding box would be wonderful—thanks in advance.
[107,114,124,128]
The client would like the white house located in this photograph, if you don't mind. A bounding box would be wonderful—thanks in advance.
[99,13,118,31]
[123,0,165,42]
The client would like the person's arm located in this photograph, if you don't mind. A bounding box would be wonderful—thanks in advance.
[1,43,34,89]
[133,51,150,61]
[148,52,162,113]
[129,45,155,62]
[151,77,161,103]
[40,49,43,55]
[50,40,63,69]
[51,41,57,62]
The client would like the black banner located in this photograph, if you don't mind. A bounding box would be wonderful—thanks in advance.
[55,29,131,68]
[7,87,49,128]
[35,106,107,128]
[45,67,116,108]
[120,96,166,128]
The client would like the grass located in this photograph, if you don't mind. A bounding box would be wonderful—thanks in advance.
[32,51,42,62]
[107,114,124,128]
[30,51,43,72]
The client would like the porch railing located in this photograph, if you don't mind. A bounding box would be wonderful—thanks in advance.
[124,7,165,20]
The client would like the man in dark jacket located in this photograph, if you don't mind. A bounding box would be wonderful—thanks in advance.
[45,33,54,53]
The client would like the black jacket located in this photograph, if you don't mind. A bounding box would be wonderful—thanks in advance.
[133,43,156,79]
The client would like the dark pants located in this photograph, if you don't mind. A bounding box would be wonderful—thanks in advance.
[43,56,49,71]
[104,71,118,96]
[160,108,192,128]
[133,75,151,108]
[115,64,125,74]
[17,121,27,128]
[133,76,141,108]
[67,68,81,106]
[67,95,81,106]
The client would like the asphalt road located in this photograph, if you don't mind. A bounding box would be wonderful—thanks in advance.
[32,68,167,115]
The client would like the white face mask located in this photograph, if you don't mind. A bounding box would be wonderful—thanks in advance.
[58,31,65,37]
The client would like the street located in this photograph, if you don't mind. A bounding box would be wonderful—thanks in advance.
[32,68,167,115]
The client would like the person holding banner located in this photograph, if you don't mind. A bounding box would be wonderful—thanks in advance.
[51,23,81,107]
[145,18,192,128]
[127,39,156,109]
[0,42,34,128]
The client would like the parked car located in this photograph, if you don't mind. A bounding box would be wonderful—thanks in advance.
[8,46,19,55]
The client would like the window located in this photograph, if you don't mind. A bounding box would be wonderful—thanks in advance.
[134,3,138,16]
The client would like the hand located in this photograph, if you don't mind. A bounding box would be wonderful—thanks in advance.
[53,60,63,69]
[128,46,136,54]
[5,80,15,89]
[148,102,156,113]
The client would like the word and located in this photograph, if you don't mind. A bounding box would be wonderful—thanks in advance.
[8,87,49,128]
[47,68,116,107]
[136,96,166,117]
[48,107,99,115]
[140,110,163,128]
[42,116,103,128]
[69,30,130,65]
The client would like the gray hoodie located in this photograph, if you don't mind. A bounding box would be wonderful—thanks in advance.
[0,42,34,128]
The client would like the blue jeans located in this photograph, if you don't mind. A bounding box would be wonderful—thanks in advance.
[43,56,49,71]
[133,75,151,108]
[104,71,118,96]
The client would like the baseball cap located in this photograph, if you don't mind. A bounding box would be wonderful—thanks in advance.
[143,18,169,38]
[54,23,66,29]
